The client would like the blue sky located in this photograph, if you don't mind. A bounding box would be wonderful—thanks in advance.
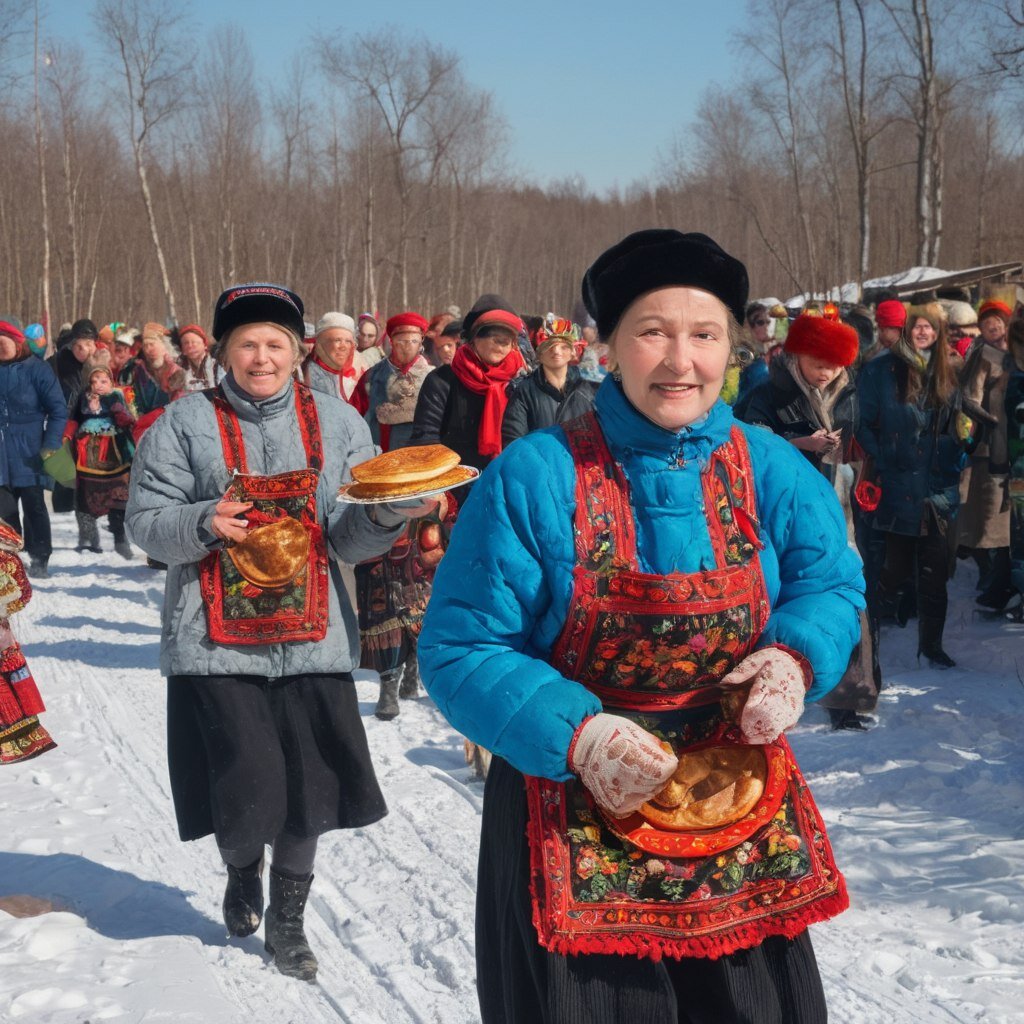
[47,0,747,192]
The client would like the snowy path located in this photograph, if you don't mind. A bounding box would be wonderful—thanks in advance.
[1,514,1022,1023]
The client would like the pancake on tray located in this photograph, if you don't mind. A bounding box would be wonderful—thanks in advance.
[345,444,473,500]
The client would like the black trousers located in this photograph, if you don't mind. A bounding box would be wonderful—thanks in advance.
[877,522,950,649]
[477,756,828,1024]
[2,485,52,559]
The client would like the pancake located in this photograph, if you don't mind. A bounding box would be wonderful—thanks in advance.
[345,464,476,500]
[227,516,310,589]
[351,444,460,485]
[639,745,767,831]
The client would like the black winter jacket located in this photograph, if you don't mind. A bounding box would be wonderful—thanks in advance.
[501,366,598,448]
[411,365,493,473]
[47,347,90,410]
[734,357,857,483]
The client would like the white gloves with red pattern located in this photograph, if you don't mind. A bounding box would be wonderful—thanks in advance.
[720,646,812,744]
[568,713,678,817]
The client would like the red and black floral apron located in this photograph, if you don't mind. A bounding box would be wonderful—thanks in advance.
[526,412,848,961]
[199,382,330,645]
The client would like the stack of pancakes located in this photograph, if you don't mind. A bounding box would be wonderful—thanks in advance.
[346,444,474,500]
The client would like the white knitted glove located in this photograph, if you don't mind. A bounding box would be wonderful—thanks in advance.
[720,646,811,744]
[568,713,678,817]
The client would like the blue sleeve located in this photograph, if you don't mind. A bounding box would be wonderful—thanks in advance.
[37,361,68,450]
[748,430,866,701]
[418,438,601,782]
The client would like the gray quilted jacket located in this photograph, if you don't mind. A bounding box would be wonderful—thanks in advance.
[126,374,403,677]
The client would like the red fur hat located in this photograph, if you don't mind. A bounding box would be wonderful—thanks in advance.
[784,313,859,367]
[385,312,429,338]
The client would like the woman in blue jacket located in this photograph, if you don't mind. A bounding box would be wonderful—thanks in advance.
[856,302,963,667]
[419,230,863,1024]
[0,320,68,578]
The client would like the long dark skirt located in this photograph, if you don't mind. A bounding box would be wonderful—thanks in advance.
[477,756,828,1024]
[166,673,387,848]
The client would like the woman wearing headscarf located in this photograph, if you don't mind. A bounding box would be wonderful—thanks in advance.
[177,324,220,393]
[0,320,67,579]
[857,301,965,668]
[356,312,385,369]
[126,283,435,981]
[419,230,862,1024]
[303,312,363,404]
[411,294,527,477]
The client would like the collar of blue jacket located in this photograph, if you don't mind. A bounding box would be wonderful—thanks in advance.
[593,375,729,471]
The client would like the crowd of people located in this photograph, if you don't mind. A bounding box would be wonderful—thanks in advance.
[0,243,1022,1020]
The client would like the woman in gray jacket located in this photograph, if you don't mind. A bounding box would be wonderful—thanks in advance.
[126,283,433,981]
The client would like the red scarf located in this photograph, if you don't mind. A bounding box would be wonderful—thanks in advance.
[450,344,526,457]
[314,354,357,379]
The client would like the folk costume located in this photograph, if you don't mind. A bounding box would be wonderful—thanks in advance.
[0,524,56,764]
[350,312,444,719]
[64,374,136,556]
[126,283,411,981]
[419,231,863,1023]
[177,324,221,393]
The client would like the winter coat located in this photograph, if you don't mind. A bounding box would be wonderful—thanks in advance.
[418,378,865,782]
[130,358,184,415]
[734,356,857,484]
[47,347,90,409]
[411,364,492,473]
[125,373,405,678]
[501,365,598,447]
[856,351,963,536]
[0,355,68,488]
[303,356,362,404]
[957,340,1013,548]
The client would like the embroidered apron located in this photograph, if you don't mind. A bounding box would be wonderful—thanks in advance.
[199,382,330,646]
[526,412,848,961]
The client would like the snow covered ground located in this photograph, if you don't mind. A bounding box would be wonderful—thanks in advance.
[1,512,1022,1023]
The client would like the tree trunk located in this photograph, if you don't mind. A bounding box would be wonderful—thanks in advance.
[134,146,177,323]
[33,2,52,349]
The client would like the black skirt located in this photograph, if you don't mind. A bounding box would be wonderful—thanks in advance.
[476,756,827,1024]
[166,673,387,848]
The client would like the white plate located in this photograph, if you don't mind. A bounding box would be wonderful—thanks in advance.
[336,465,481,505]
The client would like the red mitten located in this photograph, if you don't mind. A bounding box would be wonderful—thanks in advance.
[720,646,811,744]
[568,713,678,817]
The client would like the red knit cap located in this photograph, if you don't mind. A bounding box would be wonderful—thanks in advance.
[385,312,429,337]
[978,299,1012,324]
[784,314,859,367]
[875,300,906,329]
[178,323,211,348]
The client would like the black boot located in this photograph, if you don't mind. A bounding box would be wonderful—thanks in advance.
[223,855,265,937]
[264,869,318,981]
[918,612,955,669]
[75,511,101,553]
[375,671,400,720]
[27,556,49,579]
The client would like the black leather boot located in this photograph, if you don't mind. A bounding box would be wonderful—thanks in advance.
[918,613,955,669]
[264,869,318,981]
[375,671,401,720]
[222,855,264,937]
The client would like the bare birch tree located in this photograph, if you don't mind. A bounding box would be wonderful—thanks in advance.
[93,0,191,324]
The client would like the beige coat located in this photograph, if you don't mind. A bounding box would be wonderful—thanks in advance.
[958,341,1012,548]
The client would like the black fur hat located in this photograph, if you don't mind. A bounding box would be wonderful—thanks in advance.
[582,229,748,338]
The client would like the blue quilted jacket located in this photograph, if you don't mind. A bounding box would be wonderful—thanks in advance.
[418,378,864,782]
